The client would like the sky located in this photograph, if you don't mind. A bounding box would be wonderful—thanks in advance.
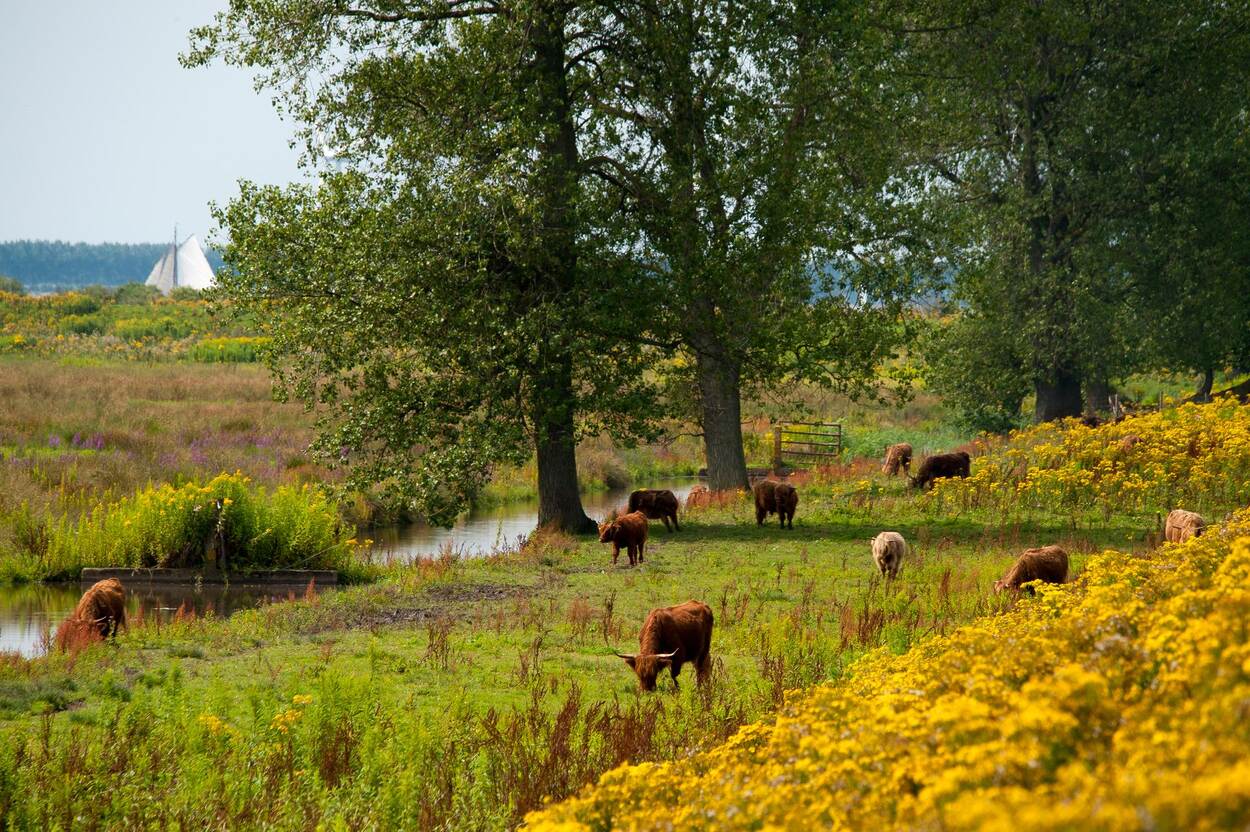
[0,1,303,244]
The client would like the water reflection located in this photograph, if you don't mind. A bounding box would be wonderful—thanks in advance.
[0,580,332,658]
[365,480,700,560]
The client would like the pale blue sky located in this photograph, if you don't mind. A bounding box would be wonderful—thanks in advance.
[0,1,302,244]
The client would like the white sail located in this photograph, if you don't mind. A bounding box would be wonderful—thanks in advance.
[145,235,215,294]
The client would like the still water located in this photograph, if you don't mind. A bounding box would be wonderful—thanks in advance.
[0,481,699,657]
[0,581,327,658]
[363,479,700,560]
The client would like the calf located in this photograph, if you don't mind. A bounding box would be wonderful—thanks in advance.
[910,451,971,490]
[871,531,908,578]
[627,488,681,531]
[598,511,649,566]
[1164,509,1205,543]
[1117,434,1142,453]
[882,443,913,477]
[56,578,126,651]
[684,484,712,509]
[754,480,798,528]
[994,545,1069,593]
[617,600,713,691]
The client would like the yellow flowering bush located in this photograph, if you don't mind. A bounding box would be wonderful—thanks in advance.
[928,401,1250,516]
[528,511,1250,831]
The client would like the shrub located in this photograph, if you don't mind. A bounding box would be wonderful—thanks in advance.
[187,336,270,363]
[0,275,25,295]
[111,316,194,340]
[38,473,352,578]
[59,314,105,336]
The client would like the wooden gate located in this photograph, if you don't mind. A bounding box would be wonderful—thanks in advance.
[771,421,843,470]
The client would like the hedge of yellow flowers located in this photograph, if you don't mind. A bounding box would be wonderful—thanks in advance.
[528,511,1250,830]
[928,401,1250,516]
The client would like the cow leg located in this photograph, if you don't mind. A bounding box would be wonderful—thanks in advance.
[612,544,620,565]
[662,515,672,532]
[671,511,680,531]
[670,665,680,690]
[638,539,645,563]
[627,544,636,566]
[756,507,765,525]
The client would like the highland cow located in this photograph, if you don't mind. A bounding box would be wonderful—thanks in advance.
[882,443,913,477]
[685,484,712,509]
[55,578,126,651]
[754,480,798,528]
[627,488,681,531]
[871,531,908,578]
[994,545,1069,593]
[617,600,713,691]
[1117,434,1142,453]
[598,511,649,566]
[910,451,971,490]
[1165,509,1206,543]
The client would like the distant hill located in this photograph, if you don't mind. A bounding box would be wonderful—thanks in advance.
[0,240,225,291]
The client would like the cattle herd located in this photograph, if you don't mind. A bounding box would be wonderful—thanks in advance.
[605,446,1210,691]
[57,447,1210,697]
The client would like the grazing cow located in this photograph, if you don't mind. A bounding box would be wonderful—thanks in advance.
[882,443,913,477]
[1117,434,1142,453]
[685,484,712,509]
[1165,509,1206,543]
[754,480,798,528]
[627,488,681,532]
[994,545,1069,593]
[871,531,908,578]
[598,511,649,566]
[910,451,971,490]
[56,578,126,651]
[617,600,713,691]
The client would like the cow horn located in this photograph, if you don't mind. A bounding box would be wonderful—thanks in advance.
[650,649,679,660]
[615,652,636,660]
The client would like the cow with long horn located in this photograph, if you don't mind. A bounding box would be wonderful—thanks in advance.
[617,600,713,691]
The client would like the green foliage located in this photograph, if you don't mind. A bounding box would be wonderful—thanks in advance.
[0,275,24,295]
[895,0,1250,420]
[920,315,1031,433]
[5,473,352,580]
[186,336,269,363]
[58,314,105,336]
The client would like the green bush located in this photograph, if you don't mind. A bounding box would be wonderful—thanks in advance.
[34,473,352,579]
[0,275,25,295]
[112,316,194,340]
[187,337,270,363]
[59,314,105,336]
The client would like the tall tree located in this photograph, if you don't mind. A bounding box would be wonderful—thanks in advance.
[187,2,657,531]
[896,0,1248,422]
[587,1,921,489]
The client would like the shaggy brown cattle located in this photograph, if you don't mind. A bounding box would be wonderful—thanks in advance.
[627,488,681,531]
[882,443,913,477]
[1165,509,1206,543]
[598,511,649,566]
[754,480,798,528]
[870,531,908,578]
[56,578,126,651]
[994,545,1069,593]
[685,484,712,509]
[910,451,971,490]
[617,600,713,691]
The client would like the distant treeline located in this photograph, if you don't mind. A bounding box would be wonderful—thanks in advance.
[0,240,225,289]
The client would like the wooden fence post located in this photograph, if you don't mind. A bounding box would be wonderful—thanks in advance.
[773,426,783,471]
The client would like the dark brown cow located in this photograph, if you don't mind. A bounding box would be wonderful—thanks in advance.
[882,442,913,476]
[753,480,798,528]
[910,451,971,490]
[994,545,1069,593]
[617,600,713,691]
[56,578,126,651]
[598,511,649,566]
[627,488,681,532]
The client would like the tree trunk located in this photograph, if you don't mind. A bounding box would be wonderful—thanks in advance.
[1034,365,1083,422]
[529,9,594,534]
[1084,376,1112,416]
[1196,367,1214,402]
[534,358,596,534]
[695,349,750,491]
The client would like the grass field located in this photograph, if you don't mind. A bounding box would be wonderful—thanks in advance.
[0,477,1145,829]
